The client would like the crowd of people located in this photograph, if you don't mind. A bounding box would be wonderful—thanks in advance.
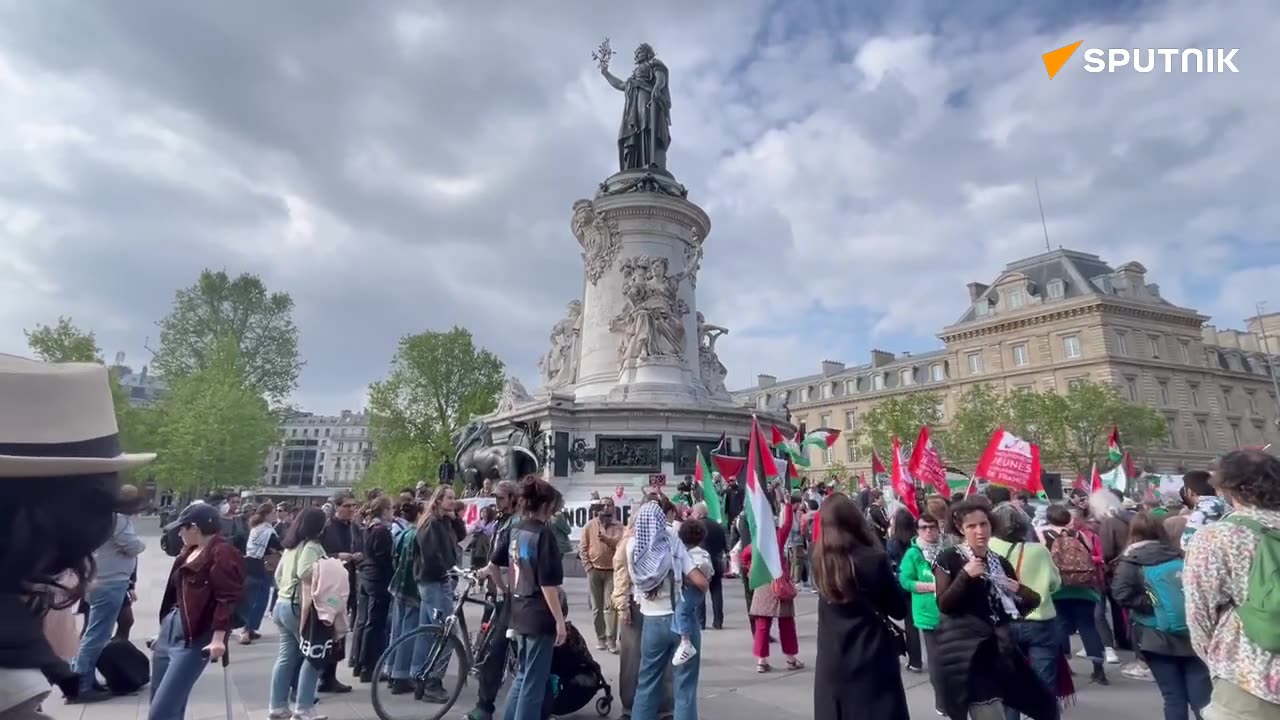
[3,353,1280,720]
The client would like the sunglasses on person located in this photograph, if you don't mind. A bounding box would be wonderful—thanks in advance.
[918,523,939,532]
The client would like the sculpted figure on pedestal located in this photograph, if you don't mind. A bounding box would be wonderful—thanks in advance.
[497,375,533,412]
[696,311,729,397]
[539,300,582,391]
[572,199,620,285]
[610,255,689,363]
[598,42,672,172]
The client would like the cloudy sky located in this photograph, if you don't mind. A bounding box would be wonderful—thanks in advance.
[2,0,1277,414]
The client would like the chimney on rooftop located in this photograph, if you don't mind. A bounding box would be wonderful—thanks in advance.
[757,374,777,389]
[820,360,845,376]
[870,349,895,368]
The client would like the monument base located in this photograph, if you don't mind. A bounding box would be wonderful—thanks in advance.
[481,397,789,505]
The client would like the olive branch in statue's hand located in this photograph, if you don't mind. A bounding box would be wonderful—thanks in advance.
[592,38,615,72]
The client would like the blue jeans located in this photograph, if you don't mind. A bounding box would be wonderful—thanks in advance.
[634,614,700,720]
[73,578,130,691]
[1146,653,1212,720]
[148,609,213,720]
[1006,620,1061,720]
[269,603,321,711]
[242,574,272,633]
[411,580,454,684]
[1055,598,1106,663]
[670,583,702,639]
[389,597,420,680]
[502,632,555,720]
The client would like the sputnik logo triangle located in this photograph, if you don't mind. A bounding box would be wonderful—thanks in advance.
[1043,41,1083,79]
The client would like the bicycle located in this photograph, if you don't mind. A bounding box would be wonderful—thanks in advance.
[371,566,516,720]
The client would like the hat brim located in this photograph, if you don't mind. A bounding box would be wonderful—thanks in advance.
[0,452,157,479]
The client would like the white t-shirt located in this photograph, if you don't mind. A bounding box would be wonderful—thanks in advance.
[246,524,276,560]
[626,533,696,617]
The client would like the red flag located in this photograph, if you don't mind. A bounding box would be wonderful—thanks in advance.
[770,425,789,447]
[711,452,746,482]
[1072,472,1087,493]
[1122,450,1139,480]
[1090,463,1104,494]
[858,472,870,491]
[871,450,887,477]
[908,426,949,497]
[891,436,920,518]
[973,428,1043,494]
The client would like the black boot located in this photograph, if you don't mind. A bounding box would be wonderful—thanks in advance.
[1091,663,1110,686]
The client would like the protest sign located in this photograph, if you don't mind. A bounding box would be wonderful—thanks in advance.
[974,428,1042,494]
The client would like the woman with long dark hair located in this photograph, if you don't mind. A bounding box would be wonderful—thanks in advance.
[932,500,1055,720]
[885,508,924,673]
[0,356,156,714]
[354,496,395,682]
[811,492,909,720]
[268,507,328,720]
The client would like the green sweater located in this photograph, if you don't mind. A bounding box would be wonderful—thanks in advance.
[898,543,941,630]
[991,538,1061,622]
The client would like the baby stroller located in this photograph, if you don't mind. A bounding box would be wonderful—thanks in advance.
[546,622,613,717]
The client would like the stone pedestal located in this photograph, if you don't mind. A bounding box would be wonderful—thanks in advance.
[572,171,712,405]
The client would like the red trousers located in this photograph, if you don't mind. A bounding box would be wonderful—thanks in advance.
[753,616,798,658]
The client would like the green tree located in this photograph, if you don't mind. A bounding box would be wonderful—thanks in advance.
[152,270,303,403]
[149,341,279,495]
[359,439,434,495]
[854,391,944,460]
[1040,380,1166,473]
[367,327,504,488]
[944,384,1008,465]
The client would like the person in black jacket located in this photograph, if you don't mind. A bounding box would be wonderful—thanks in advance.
[318,491,362,694]
[692,503,728,630]
[354,496,395,683]
[1111,512,1211,720]
[411,485,466,703]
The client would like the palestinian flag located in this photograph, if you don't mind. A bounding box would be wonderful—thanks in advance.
[771,425,808,468]
[857,472,870,491]
[964,475,980,497]
[694,448,724,523]
[1090,463,1104,494]
[713,431,730,455]
[871,450,888,489]
[799,427,841,453]
[745,416,784,591]
[1107,426,1123,464]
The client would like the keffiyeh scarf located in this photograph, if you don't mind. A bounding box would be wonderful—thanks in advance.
[629,502,673,594]
[915,535,943,566]
[957,543,1021,620]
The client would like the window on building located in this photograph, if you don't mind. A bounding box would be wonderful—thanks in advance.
[821,383,832,399]
[319,452,325,461]
[1063,335,1082,359]
[1007,289,1025,309]
[1047,279,1065,299]
[823,446,834,465]
[967,352,984,374]
[1149,335,1162,359]
[1068,377,1086,391]
[1222,387,1234,413]
[1014,384,1034,394]
[846,442,858,462]
[872,374,885,391]
[1179,341,1191,363]
[317,464,324,475]
[800,387,811,402]
[1115,331,1129,356]
[1247,391,1258,414]
[935,399,946,421]
[271,474,278,485]
[845,379,857,394]
[1166,417,1178,448]
[930,363,944,382]
[899,368,914,386]
[1197,419,1210,448]
[1124,376,1139,402]
[1189,383,1201,408]
[1231,423,1242,448]
[845,410,857,430]
[820,413,831,428]
[1012,343,1029,367]
[291,428,298,438]
[325,428,330,437]
[1158,380,1170,405]
[975,301,990,317]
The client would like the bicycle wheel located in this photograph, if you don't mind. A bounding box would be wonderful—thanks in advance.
[371,624,472,720]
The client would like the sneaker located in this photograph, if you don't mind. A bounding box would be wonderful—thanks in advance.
[389,679,414,695]
[66,687,113,705]
[1104,647,1120,664]
[1075,647,1088,658]
[905,664,924,674]
[291,708,327,720]
[606,641,619,655]
[1121,662,1154,681]
[596,638,608,650]
[672,639,698,666]
[1090,668,1110,686]
[267,709,292,720]
[418,683,450,704]
[317,679,351,694]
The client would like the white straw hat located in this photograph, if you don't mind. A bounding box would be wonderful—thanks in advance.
[0,353,157,477]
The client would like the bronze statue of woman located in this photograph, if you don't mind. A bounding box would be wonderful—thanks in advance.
[600,43,671,172]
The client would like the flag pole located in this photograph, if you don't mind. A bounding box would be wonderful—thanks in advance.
[1035,178,1051,253]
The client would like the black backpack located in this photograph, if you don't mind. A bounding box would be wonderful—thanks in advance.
[97,638,149,695]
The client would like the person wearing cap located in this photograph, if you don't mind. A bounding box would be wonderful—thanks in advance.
[151,502,245,719]
[0,353,157,716]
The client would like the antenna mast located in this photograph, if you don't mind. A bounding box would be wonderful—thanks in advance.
[1034,178,1051,252]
